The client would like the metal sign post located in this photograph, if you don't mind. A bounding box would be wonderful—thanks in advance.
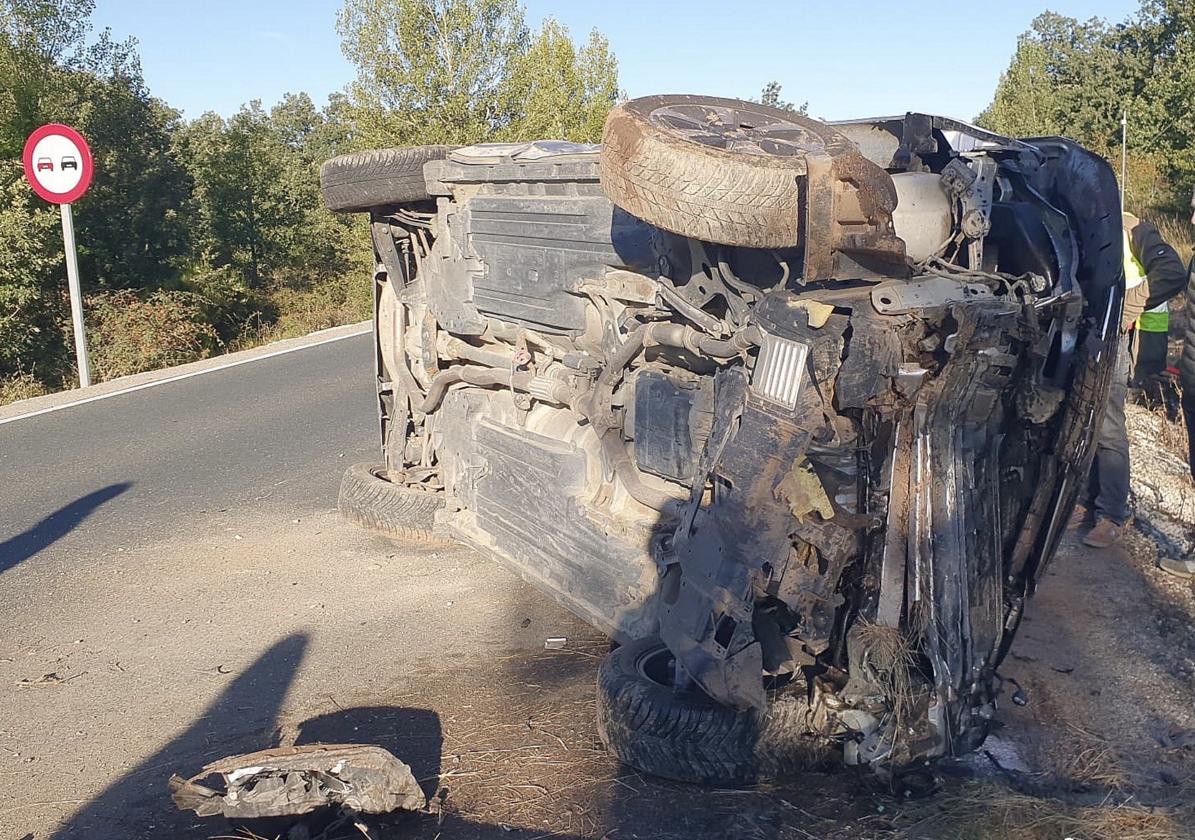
[22,123,95,389]
[1121,109,1128,209]
[59,203,91,387]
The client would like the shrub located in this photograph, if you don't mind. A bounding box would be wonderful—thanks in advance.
[228,274,372,351]
[269,274,372,336]
[183,264,277,342]
[86,290,220,381]
[0,371,50,406]
[0,165,70,385]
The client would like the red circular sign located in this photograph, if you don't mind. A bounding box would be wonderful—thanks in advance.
[22,124,94,204]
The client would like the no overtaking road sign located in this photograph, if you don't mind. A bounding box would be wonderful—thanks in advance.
[22,123,95,387]
[23,123,93,204]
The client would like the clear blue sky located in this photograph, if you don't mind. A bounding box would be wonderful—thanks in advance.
[92,0,1139,123]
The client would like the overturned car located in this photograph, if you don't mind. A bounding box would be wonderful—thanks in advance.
[321,96,1122,785]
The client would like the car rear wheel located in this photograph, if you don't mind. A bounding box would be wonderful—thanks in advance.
[595,637,832,786]
[338,462,453,546]
[320,146,455,212]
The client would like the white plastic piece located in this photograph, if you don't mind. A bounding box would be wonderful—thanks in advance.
[891,172,953,262]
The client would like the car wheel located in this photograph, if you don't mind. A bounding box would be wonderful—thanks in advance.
[337,462,453,547]
[320,146,456,212]
[599,94,884,251]
[595,637,832,786]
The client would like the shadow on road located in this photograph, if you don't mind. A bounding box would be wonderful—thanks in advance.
[0,482,132,573]
[48,632,308,839]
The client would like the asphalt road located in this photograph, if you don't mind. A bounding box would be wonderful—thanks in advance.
[0,330,607,840]
[0,331,377,570]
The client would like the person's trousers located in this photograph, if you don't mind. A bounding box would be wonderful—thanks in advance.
[1088,333,1132,525]
[1182,386,1195,481]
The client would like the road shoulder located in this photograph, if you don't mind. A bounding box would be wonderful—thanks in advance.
[0,321,370,426]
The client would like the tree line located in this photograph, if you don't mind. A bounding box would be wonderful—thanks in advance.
[0,0,619,399]
[978,0,1195,216]
[6,0,1193,402]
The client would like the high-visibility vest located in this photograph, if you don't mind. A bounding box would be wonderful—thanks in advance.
[1124,228,1147,289]
[1139,300,1170,333]
[1124,229,1170,333]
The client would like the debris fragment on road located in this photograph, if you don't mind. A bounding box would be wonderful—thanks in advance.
[169,743,426,820]
[16,671,82,688]
[544,637,566,650]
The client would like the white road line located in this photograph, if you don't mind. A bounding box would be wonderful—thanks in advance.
[0,327,371,428]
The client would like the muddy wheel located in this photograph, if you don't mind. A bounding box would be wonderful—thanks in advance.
[595,637,831,786]
[338,462,452,546]
[600,95,862,250]
[320,146,455,212]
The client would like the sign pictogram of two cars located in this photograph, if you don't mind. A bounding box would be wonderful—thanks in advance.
[36,155,79,172]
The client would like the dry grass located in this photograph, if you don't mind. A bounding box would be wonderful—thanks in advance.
[227,278,371,353]
[1147,213,1194,267]
[894,721,1195,840]
[1147,394,1190,457]
[853,622,918,733]
[0,370,49,406]
[897,780,1193,840]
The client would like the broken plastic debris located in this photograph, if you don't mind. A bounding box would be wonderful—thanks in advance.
[776,460,834,521]
[169,743,426,820]
[544,637,567,650]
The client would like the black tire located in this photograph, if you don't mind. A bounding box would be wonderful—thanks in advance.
[338,462,452,546]
[320,146,455,212]
[599,95,865,250]
[595,637,832,786]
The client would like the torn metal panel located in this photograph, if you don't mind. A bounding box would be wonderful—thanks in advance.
[169,744,426,820]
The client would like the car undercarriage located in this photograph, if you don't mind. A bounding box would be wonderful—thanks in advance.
[322,96,1123,785]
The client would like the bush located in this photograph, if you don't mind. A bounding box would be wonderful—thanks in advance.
[183,264,277,342]
[0,371,50,406]
[228,274,372,351]
[269,274,372,336]
[0,165,70,385]
[86,290,220,381]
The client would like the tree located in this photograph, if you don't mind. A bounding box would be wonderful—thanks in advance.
[177,96,359,292]
[975,4,1189,211]
[337,0,529,147]
[0,0,95,157]
[975,37,1062,138]
[0,161,68,380]
[337,0,621,147]
[1129,0,1195,189]
[501,21,618,142]
[976,13,1135,153]
[756,81,808,116]
[60,74,192,289]
[2,0,191,289]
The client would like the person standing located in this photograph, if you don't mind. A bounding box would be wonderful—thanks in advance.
[1073,212,1187,548]
[1160,191,1195,577]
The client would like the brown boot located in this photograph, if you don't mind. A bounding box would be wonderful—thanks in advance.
[1066,503,1091,531]
[1158,557,1195,579]
[1083,517,1124,548]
